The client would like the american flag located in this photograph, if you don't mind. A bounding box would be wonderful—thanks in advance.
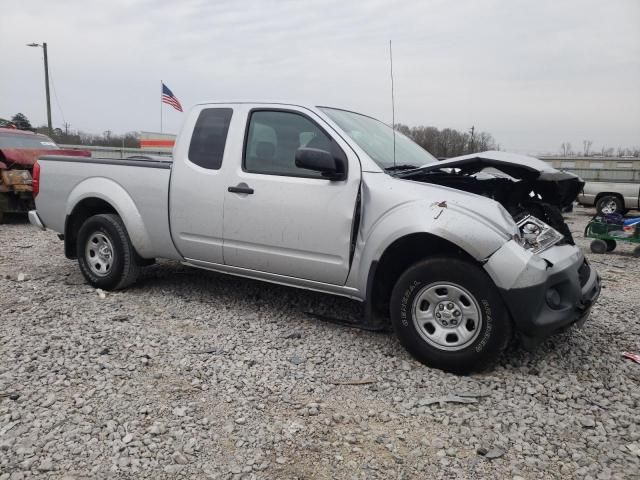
[162,83,183,112]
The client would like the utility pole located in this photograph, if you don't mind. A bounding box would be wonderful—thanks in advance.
[43,43,52,136]
[27,42,53,136]
[63,122,70,136]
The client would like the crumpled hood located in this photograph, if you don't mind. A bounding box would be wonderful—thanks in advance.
[0,148,91,168]
[399,150,584,208]
[417,151,577,181]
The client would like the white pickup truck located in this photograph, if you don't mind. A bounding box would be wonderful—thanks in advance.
[29,102,600,373]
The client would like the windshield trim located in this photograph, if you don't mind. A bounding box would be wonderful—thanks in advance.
[316,105,387,125]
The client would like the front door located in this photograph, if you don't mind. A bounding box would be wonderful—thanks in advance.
[222,108,361,285]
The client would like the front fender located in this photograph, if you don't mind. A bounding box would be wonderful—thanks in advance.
[66,177,152,257]
[348,199,512,294]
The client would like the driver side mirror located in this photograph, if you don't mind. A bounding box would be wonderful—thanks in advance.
[295,148,346,180]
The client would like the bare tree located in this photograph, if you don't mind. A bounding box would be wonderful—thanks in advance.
[395,123,496,158]
[582,140,593,156]
[560,142,573,156]
[35,125,139,148]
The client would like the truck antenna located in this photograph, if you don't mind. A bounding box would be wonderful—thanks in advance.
[389,40,396,168]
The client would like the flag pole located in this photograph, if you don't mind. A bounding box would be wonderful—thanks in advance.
[160,80,163,134]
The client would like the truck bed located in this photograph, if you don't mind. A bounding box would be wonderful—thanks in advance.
[36,155,180,260]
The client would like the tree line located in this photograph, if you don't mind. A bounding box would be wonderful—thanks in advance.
[560,141,639,158]
[5,112,637,159]
[1,113,139,148]
[395,124,498,158]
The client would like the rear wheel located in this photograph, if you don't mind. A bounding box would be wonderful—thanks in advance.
[77,213,140,290]
[605,239,617,252]
[390,257,512,374]
[590,239,607,254]
[596,195,623,215]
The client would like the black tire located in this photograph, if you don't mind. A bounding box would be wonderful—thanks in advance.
[605,239,616,252]
[596,195,623,215]
[634,246,640,258]
[77,213,140,290]
[590,239,607,254]
[390,257,512,375]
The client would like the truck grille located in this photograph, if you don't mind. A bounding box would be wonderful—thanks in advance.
[578,260,591,287]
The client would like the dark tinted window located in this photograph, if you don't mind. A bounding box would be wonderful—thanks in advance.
[188,108,233,169]
[244,110,333,178]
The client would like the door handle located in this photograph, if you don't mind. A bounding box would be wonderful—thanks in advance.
[228,184,254,195]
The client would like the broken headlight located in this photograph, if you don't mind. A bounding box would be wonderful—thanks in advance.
[514,215,564,254]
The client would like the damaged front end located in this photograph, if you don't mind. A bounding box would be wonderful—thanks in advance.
[0,133,91,221]
[396,151,583,245]
[392,150,599,346]
[0,162,34,221]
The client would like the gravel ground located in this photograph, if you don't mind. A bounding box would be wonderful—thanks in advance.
[1,206,639,480]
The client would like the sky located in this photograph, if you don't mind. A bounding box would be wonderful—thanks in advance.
[1,0,639,155]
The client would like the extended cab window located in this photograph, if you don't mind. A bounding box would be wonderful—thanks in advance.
[188,108,233,170]
[244,110,333,178]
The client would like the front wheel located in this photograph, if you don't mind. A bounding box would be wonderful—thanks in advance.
[77,213,140,290]
[390,257,512,374]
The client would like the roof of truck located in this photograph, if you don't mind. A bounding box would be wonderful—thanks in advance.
[0,127,49,137]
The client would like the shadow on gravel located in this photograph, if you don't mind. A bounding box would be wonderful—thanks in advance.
[135,260,370,332]
[0,213,30,224]
[129,260,600,374]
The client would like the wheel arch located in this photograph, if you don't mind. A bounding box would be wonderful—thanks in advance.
[64,178,151,259]
[364,232,482,327]
[595,192,623,205]
[64,197,117,258]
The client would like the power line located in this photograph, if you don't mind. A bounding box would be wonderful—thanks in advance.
[47,62,66,128]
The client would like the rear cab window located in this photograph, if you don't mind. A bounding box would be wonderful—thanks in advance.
[188,108,233,170]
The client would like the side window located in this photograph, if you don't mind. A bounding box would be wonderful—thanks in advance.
[188,108,233,169]
[244,110,334,178]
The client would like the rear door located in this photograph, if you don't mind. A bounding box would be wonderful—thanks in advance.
[222,106,361,285]
[169,107,234,263]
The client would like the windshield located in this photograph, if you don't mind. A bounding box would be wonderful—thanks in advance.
[320,107,437,170]
[0,132,59,149]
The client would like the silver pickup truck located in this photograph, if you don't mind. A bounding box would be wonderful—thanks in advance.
[578,180,640,215]
[29,102,600,373]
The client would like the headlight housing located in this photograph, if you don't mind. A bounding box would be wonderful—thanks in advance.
[513,215,564,254]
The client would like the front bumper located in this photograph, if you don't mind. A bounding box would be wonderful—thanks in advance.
[485,241,601,347]
[28,210,46,230]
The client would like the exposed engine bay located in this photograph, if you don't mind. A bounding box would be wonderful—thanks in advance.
[397,151,584,246]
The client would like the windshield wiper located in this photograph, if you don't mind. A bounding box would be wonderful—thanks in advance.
[384,164,419,173]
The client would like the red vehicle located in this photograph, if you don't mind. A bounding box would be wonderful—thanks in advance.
[0,128,90,222]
